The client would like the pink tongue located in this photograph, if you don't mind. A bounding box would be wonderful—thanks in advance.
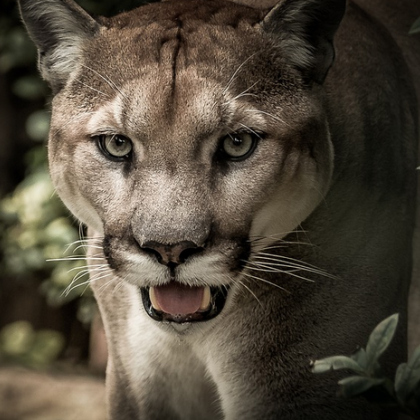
[153,282,204,315]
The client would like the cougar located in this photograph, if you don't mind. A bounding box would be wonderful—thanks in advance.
[18,0,420,418]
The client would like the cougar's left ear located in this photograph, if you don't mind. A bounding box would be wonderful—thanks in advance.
[18,0,100,92]
[262,0,346,84]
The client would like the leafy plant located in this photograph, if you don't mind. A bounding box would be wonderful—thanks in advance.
[312,314,420,419]
[0,321,64,368]
[0,147,96,324]
[410,16,420,35]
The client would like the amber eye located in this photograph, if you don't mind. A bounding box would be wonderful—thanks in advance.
[97,134,132,161]
[220,132,258,160]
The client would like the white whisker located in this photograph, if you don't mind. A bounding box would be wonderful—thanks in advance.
[245,108,289,126]
[235,277,263,308]
[255,253,331,272]
[76,80,111,97]
[245,262,316,283]
[223,81,259,105]
[73,244,104,253]
[222,52,258,95]
[66,270,113,296]
[96,279,115,297]
[80,63,127,99]
[242,271,289,293]
[67,264,108,274]
[47,257,105,262]
[238,123,263,139]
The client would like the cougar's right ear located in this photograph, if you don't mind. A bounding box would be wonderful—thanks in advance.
[262,0,346,84]
[18,0,100,92]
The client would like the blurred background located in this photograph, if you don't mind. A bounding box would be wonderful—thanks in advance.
[0,1,153,418]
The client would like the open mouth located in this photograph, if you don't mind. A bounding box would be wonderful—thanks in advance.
[140,281,229,323]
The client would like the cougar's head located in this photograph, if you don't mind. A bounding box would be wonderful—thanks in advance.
[19,0,344,324]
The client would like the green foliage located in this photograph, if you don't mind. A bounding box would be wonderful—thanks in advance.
[312,314,420,419]
[410,16,420,35]
[0,1,103,324]
[395,346,420,414]
[0,321,64,368]
[0,147,95,323]
[0,21,37,73]
[25,110,51,141]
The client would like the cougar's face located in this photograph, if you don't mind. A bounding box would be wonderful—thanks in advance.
[48,1,333,324]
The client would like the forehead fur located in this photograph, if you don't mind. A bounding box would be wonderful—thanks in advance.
[70,0,291,101]
[103,0,266,31]
[62,0,305,131]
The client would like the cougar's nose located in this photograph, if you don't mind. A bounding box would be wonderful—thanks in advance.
[140,240,204,268]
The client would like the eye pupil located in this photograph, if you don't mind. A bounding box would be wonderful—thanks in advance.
[221,131,258,160]
[98,134,133,160]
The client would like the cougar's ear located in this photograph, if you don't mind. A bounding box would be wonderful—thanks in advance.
[262,0,346,84]
[18,0,100,92]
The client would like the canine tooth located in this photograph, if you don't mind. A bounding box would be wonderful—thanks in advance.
[199,286,211,311]
[149,287,162,311]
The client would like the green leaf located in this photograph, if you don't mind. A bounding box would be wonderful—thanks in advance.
[77,296,97,325]
[0,321,35,356]
[25,110,50,142]
[312,355,365,374]
[0,322,64,368]
[338,376,386,398]
[27,330,64,367]
[12,76,47,100]
[410,16,420,35]
[365,314,399,368]
[395,345,420,404]
[352,347,368,371]
[404,385,420,416]
[407,344,420,371]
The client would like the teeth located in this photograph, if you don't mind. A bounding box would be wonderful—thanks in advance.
[199,286,211,311]
[149,287,162,312]
[149,285,212,313]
